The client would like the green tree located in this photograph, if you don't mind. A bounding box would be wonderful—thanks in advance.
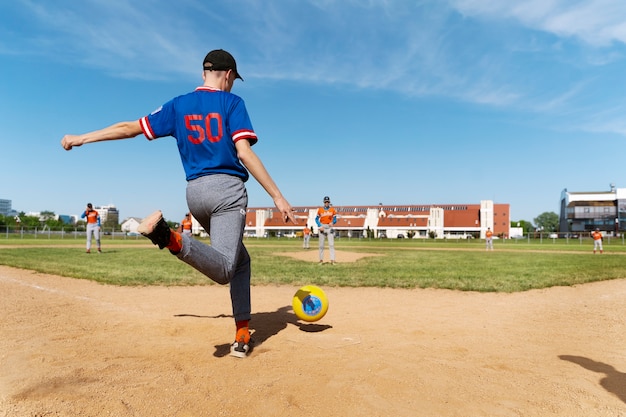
[40,210,56,221]
[534,212,559,232]
[20,215,42,228]
[510,220,534,233]
[103,218,119,230]
[39,210,64,230]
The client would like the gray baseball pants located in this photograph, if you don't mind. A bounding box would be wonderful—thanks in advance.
[176,174,251,323]
[86,223,100,250]
[318,224,335,261]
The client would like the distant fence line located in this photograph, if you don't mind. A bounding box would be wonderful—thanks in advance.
[2,226,626,245]
[2,226,142,240]
[506,233,626,245]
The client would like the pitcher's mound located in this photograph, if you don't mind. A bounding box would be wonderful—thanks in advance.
[277,250,382,263]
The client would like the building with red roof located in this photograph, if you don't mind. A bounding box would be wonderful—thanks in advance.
[243,200,509,239]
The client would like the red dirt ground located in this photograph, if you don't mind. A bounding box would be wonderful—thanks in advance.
[1,251,625,416]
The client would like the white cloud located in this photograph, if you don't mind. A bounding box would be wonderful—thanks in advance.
[3,0,220,80]
[577,103,626,136]
[448,0,626,46]
[5,0,626,137]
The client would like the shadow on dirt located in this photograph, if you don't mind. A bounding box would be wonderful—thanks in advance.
[175,305,332,358]
[559,355,626,404]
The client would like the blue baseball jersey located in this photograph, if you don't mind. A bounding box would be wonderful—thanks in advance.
[139,86,258,182]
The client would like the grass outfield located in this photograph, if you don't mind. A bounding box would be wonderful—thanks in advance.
[0,236,624,291]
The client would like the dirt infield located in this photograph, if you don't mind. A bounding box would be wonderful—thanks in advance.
[1,260,626,416]
[277,248,382,263]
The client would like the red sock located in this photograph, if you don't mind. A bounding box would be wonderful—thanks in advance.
[235,320,250,343]
[166,231,182,253]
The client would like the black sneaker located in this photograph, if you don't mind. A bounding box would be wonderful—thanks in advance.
[137,210,171,249]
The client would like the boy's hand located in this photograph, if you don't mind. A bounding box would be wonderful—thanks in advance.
[61,135,82,150]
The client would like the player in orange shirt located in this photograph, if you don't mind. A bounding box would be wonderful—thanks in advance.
[485,227,494,251]
[591,228,603,254]
[302,225,311,249]
[81,203,101,253]
[315,196,337,264]
[180,213,193,236]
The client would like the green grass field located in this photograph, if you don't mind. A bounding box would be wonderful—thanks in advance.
[0,236,624,292]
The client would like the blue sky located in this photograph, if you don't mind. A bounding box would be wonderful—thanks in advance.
[1,0,626,223]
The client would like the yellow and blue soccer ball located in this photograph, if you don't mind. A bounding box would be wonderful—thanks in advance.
[292,285,329,322]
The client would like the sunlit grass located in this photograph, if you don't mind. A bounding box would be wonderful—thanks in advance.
[0,237,624,292]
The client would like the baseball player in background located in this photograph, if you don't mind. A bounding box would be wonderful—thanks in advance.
[81,203,101,253]
[302,225,311,249]
[179,213,193,236]
[485,227,494,251]
[316,196,337,264]
[591,228,603,254]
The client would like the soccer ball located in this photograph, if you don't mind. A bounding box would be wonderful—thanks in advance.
[292,285,329,322]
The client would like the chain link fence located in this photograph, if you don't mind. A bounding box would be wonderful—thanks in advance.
[2,226,144,241]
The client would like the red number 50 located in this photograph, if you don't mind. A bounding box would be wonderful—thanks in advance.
[185,113,223,144]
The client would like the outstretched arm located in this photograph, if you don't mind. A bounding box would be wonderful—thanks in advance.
[61,121,143,150]
[236,139,296,224]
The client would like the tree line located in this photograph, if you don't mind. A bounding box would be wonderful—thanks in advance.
[0,212,116,231]
[512,211,559,233]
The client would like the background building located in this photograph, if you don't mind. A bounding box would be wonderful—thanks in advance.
[95,205,119,227]
[120,217,142,235]
[0,199,17,217]
[559,184,625,235]
[242,200,509,239]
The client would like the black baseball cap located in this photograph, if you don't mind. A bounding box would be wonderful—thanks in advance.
[203,49,243,80]
[323,196,330,202]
